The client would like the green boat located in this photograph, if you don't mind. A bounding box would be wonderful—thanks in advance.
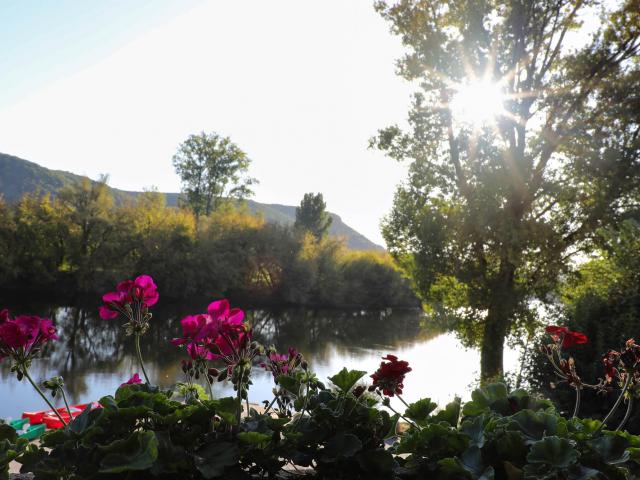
[9,418,45,441]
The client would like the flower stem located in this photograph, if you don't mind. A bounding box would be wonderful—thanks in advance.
[397,394,411,411]
[263,395,278,415]
[134,333,150,384]
[572,387,581,419]
[596,373,632,434]
[60,388,73,418]
[236,367,244,428]
[616,395,633,432]
[23,369,67,426]
[385,401,420,431]
[203,369,214,400]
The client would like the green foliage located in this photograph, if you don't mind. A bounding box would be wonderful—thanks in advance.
[373,0,640,379]
[11,370,640,479]
[529,220,640,430]
[172,131,257,217]
[328,368,367,393]
[0,423,27,480]
[0,190,417,308]
[294,192,333,240]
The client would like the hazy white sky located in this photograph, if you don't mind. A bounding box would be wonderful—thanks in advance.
[0,1,413,246]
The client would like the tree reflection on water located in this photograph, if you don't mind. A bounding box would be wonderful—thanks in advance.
[0,300,429,407]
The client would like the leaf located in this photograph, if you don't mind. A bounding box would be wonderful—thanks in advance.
[68,403,99,435]
[526,436,578,469]
[193,441,239,479]
[589,433,630,465]
[98,431,159,473]
[328,368,367,393]
[276,374,300,395]
[0,425,17,443]
[463,383,508,416]
[237,432,271,448]
[320,433,363,462]
[356,448,396,475]
[438,446,495,479]
[404,398,437,426]
[508,410,562,443]
[433,398,461,427]
[215,397,239,425]
[460,415,486,448]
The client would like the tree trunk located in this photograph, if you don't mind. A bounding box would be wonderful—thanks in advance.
[480,263,517,381]
[480,309,510,381]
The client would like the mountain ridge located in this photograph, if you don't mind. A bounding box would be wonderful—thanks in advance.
[0,152,383,251]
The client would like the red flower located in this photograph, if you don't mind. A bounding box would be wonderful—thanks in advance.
[370,354,412,397]
[562,331,588,348]
[545,325,588,348]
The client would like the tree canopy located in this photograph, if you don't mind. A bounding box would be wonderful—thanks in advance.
[372,0,640,379]
[172,132,257,217]
[294,192,333,240]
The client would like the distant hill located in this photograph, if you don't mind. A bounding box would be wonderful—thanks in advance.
[0,153,383,251]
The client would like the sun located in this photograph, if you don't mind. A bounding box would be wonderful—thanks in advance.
[449,80,506,126]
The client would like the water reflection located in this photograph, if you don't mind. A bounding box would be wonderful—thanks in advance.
[0,302,517,419]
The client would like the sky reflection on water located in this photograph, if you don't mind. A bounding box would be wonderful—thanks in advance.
[0,303,518,419]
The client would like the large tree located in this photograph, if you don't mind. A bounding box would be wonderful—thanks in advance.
[173,132,257,217]
[373,0,640,379]
[294,192,333,240]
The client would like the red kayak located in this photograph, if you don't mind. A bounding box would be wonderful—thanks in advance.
[22,403,101,429]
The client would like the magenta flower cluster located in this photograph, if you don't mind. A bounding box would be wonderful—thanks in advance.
[0,309,58,363]
[99,274,159,320]
[171,299,247,361]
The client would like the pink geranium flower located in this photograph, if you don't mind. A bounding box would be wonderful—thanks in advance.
[0,311,58,364]
[260,347,301,379]
[99,274,159,320]
[121,373,142,387]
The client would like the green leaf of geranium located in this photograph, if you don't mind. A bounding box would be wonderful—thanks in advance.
[433,397,462,427]
[460,415,486,448]
[98,431,158,473]
[589,433,630,465]
[439,446,495,479]
[328,368,367,393]
[356,448,396,474]
[193,441,240,479]
[509,410,562,443]
[276,374,300,395]
[404,398,437,426]
[526,436,578,469]
[463,383,508,416]
[237,432,271,449]
[215,397,239,425]
[0,424,17,443]
[320,433,363,462]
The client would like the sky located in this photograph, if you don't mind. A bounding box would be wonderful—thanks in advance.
[0,0,413,246]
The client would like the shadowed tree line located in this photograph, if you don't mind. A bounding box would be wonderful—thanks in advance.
[0,179,418,308]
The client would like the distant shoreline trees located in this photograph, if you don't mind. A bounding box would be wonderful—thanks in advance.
[0,188,418,309]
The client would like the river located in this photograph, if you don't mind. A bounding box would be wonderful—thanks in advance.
[0,301,519,420]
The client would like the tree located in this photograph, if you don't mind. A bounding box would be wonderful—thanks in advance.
[372,0,640,379]
[59,177,115,289]
[294,193,333,240]
[172,132,257,217]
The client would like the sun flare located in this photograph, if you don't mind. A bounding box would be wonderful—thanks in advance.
[449,80,506,126]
